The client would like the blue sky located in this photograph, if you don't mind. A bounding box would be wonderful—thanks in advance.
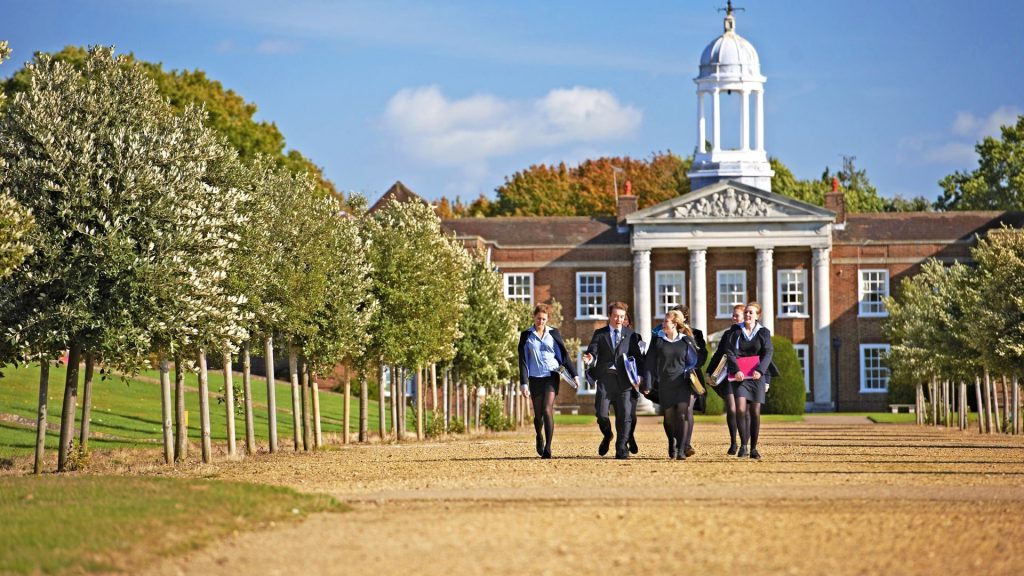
[4,0,1023,205]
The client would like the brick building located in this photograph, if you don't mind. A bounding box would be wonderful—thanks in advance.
[393,8,1023,412]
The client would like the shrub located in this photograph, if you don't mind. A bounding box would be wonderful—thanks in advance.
[425,410,445,438]
[764,335,805,415]
[448,416,466,434]
[480,393,513,431]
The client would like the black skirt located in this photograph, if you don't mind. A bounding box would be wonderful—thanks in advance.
[528,375,560,397]
[734,378,766,404]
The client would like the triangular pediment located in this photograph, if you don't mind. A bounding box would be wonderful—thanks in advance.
[626,180,835,224]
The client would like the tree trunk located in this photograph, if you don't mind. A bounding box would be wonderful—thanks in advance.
[343,374,351,444]
[985,369,997,433]
[416,365,424,440]
[359,371,368,442]
[914,383,922,425]
[1013,377,1020,435]
[974,376,984,434]
[242,342,256,455]
[311,369,323,448]
[34,359,49,475]
[443,367,450,434]
[289,347,302,451]
[300,357,311,451]
[431,363,438,414]
[174,355,187,461]
[960,381,967,431]
[398,367,407,439]
[159,356,173,464]
[223,350,237,457]
[78,352,95,452]
[57,342,83,472]
[929,376,937,426]
[377,362,386,441]
[1001,376,1010,432]
[198,349,212,463]
[390,365,399,440]
[265,336,278,453]
[463,379,470,432]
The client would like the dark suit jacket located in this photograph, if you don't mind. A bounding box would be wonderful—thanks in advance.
[517,327,577,388]
[585,325,645,394]
[706,324,741,378]
[725,324,775,380]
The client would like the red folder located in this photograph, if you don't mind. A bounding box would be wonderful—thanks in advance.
[733,356,760,380]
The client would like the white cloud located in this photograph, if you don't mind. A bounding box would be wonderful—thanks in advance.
[255,39,300,54]
[921,142,976,165]
[382,85,641,168]
[951,106,1021,139]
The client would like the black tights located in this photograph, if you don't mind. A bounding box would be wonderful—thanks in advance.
[532,390,555,450]
[735,396,762,449]
[662,402,689,454]
[725,393,738,447]
[663,397,697,449]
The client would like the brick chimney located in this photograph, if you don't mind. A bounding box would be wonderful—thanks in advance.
[617,180,638,223]
[823,177,846,224]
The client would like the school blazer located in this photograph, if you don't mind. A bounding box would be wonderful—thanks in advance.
[585,325,645,393]
[517,327,577,388]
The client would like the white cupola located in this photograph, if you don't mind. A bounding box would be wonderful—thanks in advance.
[687,2,774,192]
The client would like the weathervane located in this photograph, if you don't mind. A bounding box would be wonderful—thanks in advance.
[718,0,745,16]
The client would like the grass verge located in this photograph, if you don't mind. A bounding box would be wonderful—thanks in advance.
[0,475,344,574]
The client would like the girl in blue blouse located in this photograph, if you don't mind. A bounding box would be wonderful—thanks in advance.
[517,304,579,459]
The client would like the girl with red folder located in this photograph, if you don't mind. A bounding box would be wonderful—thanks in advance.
[725,302,773,460]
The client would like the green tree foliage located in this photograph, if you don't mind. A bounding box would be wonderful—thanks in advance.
[453,257,520,385]
[0,46,245,368]
[0,41,33,282]
[763,336,805,415]
[969,228,1024,376]
[2,45,336,196]
[362,199,470,370]
[936,115,1024,211]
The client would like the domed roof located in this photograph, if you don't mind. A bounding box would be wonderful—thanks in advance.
[697,10,763,81]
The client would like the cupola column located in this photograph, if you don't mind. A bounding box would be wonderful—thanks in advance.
[712,88,721,152]
[697,92,706,154]
[740,89,750,151]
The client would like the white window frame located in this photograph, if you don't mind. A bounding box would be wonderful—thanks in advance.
[655,270,686,318]
[859,344,891,393]
[777,269,809,318]
[793,344,810,394]
[575,272,607,320]
[858,269,890,317]
[503,272,533,304]
[716,270,747,318]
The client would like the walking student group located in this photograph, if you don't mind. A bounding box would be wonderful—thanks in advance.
[517,301,776,461]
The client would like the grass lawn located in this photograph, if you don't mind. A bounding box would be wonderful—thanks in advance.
[0,363,406,460]
[0,475,343,574]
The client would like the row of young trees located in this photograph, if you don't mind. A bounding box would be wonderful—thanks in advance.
[883,229,1024,434]
[0,46,530,473]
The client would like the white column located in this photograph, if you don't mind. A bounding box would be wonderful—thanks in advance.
[756,248,774,333]
[633,250,652,340]
[755,89,765,152]
[812,247,833,408]
[689,248,708,336]
[712,89,721,152]
[740,89,750,151]
[697,91,706,154]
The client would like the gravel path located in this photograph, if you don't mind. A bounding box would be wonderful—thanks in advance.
[143,417,1024,576]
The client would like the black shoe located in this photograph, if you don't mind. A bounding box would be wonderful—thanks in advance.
[598,435,612,457]
[615,452,629,460]
[750,448,761,460]
[684,445,696,458]
[676,453,687,461]
[628,436,638,454]
[541,447,552,459]
[727,443,738,456]
[536,434,544,456]
[668,446,677,459]
[737,446,748,458]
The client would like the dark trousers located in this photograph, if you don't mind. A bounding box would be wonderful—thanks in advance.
[595,382,613,440]
[611,387,635,457]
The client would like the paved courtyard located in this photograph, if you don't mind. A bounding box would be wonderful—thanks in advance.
[145,416,1024,575]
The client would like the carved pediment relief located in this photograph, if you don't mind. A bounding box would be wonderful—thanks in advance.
[670,188,799,219]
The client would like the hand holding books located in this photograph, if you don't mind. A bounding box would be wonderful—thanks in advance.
[730,356,762,382]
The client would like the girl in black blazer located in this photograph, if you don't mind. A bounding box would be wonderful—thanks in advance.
[725,301,773,460]
[642,309,702,460]
[518,303,578,459]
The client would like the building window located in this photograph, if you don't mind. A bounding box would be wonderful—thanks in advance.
[793,344,810,394]
[503,273,533,304]
[859,344,891,393]
[576,272,607,319]
[858,269,889,317]
[716,270,746,318]
[777,269,808,317]
[655,271,686,317]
